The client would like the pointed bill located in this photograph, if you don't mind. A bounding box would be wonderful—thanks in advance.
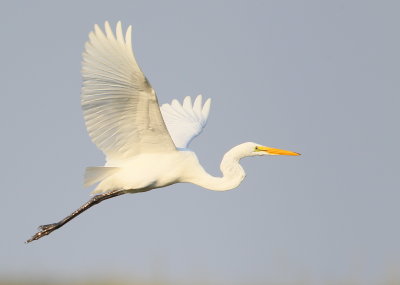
[257,146,301,156]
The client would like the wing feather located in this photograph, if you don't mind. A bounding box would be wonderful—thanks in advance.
[81,21,176,161]
[160,95,211,149]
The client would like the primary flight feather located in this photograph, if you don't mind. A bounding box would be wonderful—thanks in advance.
[26,21,300,243]
[82,21,175,160]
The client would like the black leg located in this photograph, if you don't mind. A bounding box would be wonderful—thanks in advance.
[26,189,126,243]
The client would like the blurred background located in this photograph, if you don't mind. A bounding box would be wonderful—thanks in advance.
[1,0,399,284]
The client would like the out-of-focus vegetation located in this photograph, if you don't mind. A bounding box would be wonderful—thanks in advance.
[0,280,155,285]
[1,280,400,285]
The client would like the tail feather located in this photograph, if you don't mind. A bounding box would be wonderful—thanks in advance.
[84,167,119,187]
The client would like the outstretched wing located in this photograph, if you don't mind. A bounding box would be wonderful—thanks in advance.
[81,21,176,161]
[160,95,211,149]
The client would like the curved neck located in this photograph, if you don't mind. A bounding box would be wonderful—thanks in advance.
[190,147,246,191]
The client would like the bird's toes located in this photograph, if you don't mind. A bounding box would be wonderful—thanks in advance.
[38,223,57,231]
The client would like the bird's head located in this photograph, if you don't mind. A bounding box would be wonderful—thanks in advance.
[235,142,301,157]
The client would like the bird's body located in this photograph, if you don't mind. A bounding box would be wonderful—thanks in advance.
[26,21,300,243]
[94,151,199,193]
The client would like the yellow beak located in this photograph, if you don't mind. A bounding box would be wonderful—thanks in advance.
[257,146,301,156]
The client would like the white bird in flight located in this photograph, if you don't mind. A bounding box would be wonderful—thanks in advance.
[27,21,300,243]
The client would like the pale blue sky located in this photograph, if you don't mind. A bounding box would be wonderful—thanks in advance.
[1,1,399,284]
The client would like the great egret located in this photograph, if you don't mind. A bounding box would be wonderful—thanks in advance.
[26,21,300,243]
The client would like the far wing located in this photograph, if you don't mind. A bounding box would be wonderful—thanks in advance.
[160,95,211,149]
[81,21,176,161]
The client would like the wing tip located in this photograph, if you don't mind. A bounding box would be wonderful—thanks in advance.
[183,96,193,109]
[202,97,212,119]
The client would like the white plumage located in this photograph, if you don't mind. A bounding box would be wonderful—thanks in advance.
[81,21,300,194]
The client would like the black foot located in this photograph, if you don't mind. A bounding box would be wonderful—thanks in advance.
[26,223,61,243]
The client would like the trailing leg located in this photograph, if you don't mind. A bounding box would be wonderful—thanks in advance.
[26,189,126,243]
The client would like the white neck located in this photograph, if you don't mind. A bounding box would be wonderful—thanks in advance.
[190,146,247,191]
